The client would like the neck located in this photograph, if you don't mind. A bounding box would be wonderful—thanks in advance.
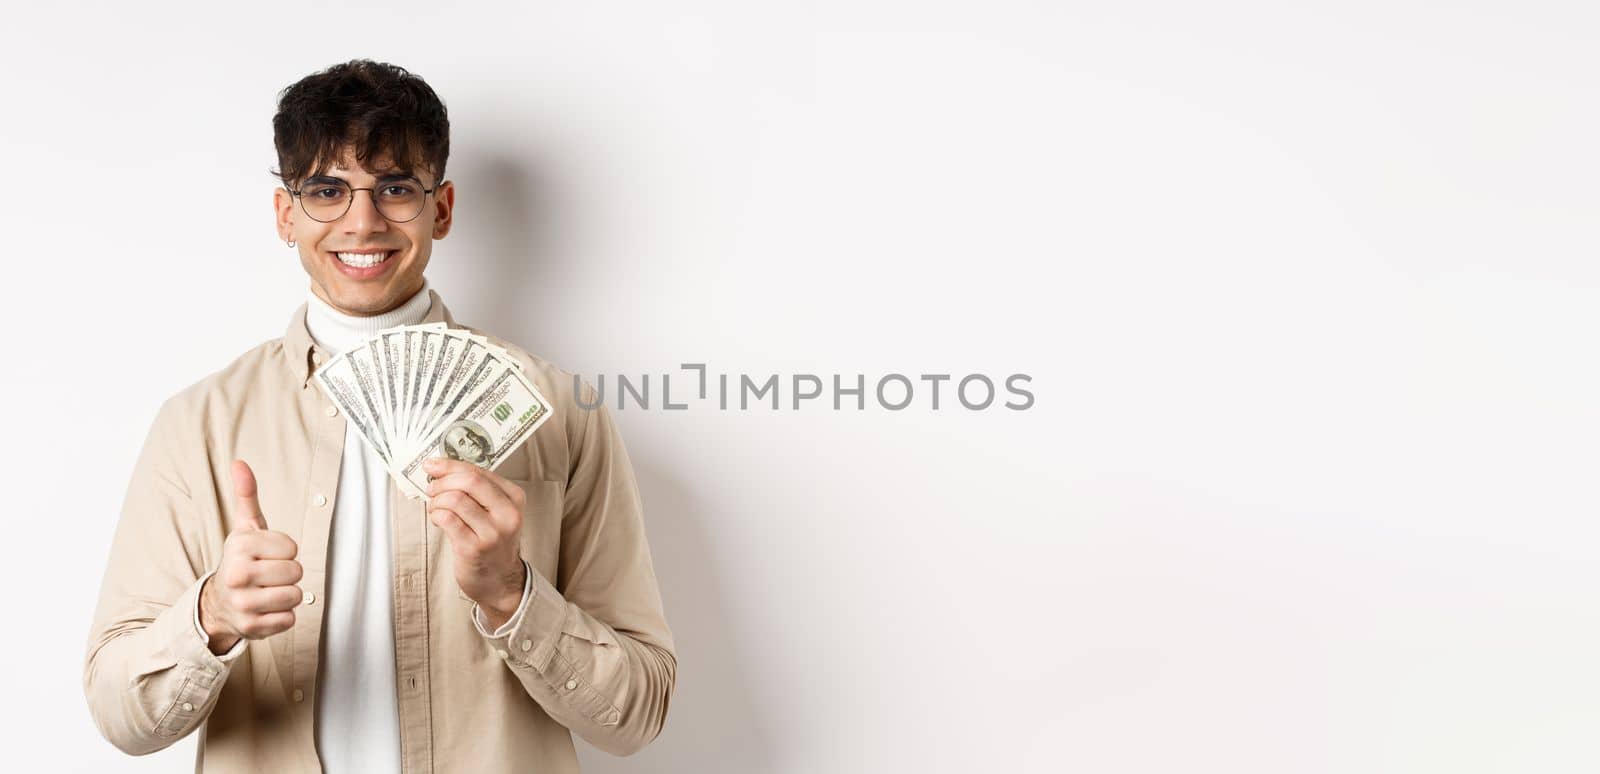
[305,279,433,355]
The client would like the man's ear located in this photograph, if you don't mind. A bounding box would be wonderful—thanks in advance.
[431,180,455,240]
[273,186,295,242]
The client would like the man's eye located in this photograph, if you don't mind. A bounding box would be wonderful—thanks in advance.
[382,185,417,196]
[309,187,345,199]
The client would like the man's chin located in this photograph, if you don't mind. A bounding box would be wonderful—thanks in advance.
[317,283,410,317]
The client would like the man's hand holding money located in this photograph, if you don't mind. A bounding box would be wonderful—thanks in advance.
[423,457,529,630]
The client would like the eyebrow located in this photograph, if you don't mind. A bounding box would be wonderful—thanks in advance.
[304,171,423,186]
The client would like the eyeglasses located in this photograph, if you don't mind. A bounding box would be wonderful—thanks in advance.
[287,175,444,223]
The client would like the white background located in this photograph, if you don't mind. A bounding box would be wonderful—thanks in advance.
[3,1,1597,772]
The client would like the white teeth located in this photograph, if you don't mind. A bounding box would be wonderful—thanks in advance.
[336,251,391,268]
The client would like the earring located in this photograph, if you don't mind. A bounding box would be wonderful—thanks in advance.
[286,239,296,248]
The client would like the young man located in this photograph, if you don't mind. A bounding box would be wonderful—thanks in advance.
[82,60,676,773]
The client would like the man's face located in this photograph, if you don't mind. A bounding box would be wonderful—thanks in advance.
[273,146,455,316]
[446,425,484,460]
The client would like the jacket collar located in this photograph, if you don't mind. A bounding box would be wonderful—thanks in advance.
[283,288,457,388]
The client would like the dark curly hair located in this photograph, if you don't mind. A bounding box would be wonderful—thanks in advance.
[270,59,450,190]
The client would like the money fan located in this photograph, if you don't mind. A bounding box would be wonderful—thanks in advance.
[313,323,554,499]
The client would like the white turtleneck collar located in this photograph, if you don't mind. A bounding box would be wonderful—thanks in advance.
[305,279,434,356]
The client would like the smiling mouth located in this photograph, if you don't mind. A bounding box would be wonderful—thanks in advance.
[333,250,396,268]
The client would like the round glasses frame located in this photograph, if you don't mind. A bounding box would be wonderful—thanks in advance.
[285,178,445,223]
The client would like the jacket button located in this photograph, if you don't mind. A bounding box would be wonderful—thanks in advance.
[520,639,532,651]
[181,702,194,712]
[565,679,577,690]
[314,494,328,507]
[325,405,337,417]
[292,689,304,703]
[302,592,316,605]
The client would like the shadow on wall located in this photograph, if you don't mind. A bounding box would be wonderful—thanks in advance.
[448,152,556,344]
[463,154,774,772]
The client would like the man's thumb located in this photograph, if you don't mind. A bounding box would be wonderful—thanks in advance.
[230,459,268,533]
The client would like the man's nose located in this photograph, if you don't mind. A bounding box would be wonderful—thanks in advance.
[343,188,390,232]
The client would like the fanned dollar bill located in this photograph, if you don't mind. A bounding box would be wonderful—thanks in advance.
[313,324,552,500]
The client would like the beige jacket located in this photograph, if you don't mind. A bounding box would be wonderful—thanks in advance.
[83,289,677,772]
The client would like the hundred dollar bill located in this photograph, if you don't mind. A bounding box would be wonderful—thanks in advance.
[397,326,417,442]
[396,366,554,498]
[313,351,392,466]
[347,343,397,457]
[378,329,406,454]
[410,328,463,447]
[400,324,448,442]
[412,333,496,447]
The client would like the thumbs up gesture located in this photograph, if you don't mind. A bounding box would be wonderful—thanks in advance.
[197,460,305,654]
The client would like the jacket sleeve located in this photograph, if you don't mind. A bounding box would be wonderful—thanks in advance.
[473,386,677,757]
[83,397,237,755]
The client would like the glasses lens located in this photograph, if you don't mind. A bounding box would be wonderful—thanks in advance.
[375,181,426,222]
[299,181,351,222]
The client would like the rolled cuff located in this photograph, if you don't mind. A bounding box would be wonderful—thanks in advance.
[474,559,567,672]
